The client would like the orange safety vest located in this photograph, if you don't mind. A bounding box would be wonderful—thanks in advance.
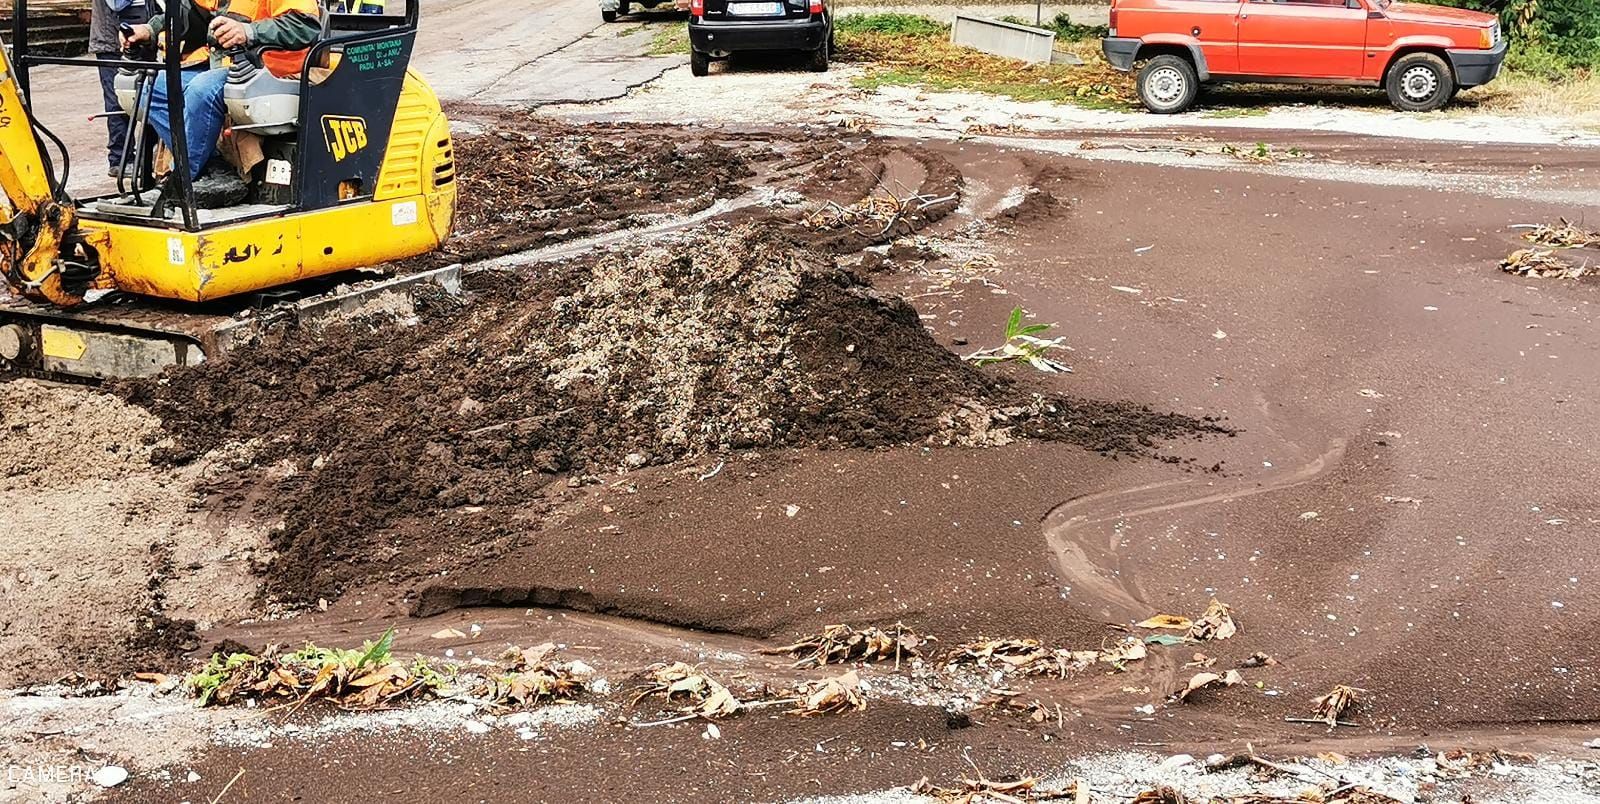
[185,0,321,77]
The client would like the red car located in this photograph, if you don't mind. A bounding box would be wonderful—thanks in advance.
[1102,0,1506,113]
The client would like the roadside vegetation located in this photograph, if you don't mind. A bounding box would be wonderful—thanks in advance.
[836,6,1595,124]
[646,20,690,55]
[1419,0,1599,124]
[835,13,1134,110]
[1416,0,1598,76]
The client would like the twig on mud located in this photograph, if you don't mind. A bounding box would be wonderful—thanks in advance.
[1207,753,1331,785]
[631,712,703,728]
[805,177,956,244]
[895,623,904,671]
[740,697,804,711]
[697,461,725,481]
[1283,716,1361,727]
[208,768,245,804]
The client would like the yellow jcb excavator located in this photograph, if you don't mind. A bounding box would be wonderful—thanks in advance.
[0,0,456,380]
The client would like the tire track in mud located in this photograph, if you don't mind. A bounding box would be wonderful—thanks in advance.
[1041,437,1349,624]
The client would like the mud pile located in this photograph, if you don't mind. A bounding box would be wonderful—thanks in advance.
[124,224,1218,604]
[0,382,220,685]
[439,123,758,262]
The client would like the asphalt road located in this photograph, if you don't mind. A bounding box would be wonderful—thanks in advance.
[23,0,677,193]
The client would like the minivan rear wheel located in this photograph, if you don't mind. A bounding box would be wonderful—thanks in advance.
[1136,54,1198,114]
[690,49,710,77]
[1386,52,1455,112]
[602,8,617,21]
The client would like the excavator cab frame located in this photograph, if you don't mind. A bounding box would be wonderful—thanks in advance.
[0,0,457,380]
[8,0,426,230]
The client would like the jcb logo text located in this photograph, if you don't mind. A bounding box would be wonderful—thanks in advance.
[321,116,369,162]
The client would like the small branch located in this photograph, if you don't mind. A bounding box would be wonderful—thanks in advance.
[208,768,246,804]
[1282,716,1361,727]
[630,712,702,728]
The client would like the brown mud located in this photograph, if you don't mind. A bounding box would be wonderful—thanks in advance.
[121,219,1222,616]
[438,122,758,262]
[10,117,1600,803]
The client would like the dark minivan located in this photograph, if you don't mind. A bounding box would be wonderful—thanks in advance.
[688,0,833,76]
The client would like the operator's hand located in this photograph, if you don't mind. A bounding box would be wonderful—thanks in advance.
[121,23,153,48]
[209,16,252,49]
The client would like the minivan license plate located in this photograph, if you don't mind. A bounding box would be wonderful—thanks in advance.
[728,1,783,15]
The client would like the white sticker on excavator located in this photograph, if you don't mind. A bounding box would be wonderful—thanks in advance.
[167,237,185,266]
[391,201,418,227]
[264,159,293,186]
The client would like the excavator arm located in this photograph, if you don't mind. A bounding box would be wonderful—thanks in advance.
[0,34,87,308]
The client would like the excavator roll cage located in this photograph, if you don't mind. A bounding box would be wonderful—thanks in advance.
[0,0,458,381]
[6,0,424,234]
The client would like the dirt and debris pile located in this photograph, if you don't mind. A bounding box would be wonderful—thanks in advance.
[124,223,1220,604]
[0,380,165,490]
[0,381,227,685]
[437,123,756,262]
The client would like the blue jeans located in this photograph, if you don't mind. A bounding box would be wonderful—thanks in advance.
[145,66,227,180]
[95,5,146,167]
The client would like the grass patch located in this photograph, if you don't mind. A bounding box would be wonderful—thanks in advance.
[647,21,690,55]
[1453,66,1600,127]
[997,12,1108,42]
[837,16,1134,110]
[835,11,948,37]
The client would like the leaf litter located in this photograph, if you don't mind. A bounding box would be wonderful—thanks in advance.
[1137,598,1238,643]
[1501,247,1590,279]
[186,628,441,710]
[476,643,598,708]
[911,772,1086,803]
[1520,217,1600,249]
[759,623,927,669]
[1311,684,1364,727]
[186,632,607,713]
[946,636,1148,677]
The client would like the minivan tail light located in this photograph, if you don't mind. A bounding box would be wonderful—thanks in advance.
[691,0,704,14]
[809,0,822,13]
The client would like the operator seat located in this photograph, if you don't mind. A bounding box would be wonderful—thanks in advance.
[222,10,334,134]
[223,59,303,134]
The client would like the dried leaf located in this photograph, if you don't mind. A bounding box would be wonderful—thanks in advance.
[790,671,866,716]
[640,662,744,719]
[1137,614,1193,631]
[1187,598,1238,641]
[1098,637,1147,669]
[1501,248,1588,279]
[1523,217,1600,249]
[1131,785,1195,804]
[1175,669,1242,702]
[1312,684,1363,726]
[1239,652,1277,668]
[911,774,1082,802]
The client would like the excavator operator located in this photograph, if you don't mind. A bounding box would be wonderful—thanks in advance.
[121,0,321,182]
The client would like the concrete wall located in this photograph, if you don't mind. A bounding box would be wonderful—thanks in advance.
[949,14,1055,64]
